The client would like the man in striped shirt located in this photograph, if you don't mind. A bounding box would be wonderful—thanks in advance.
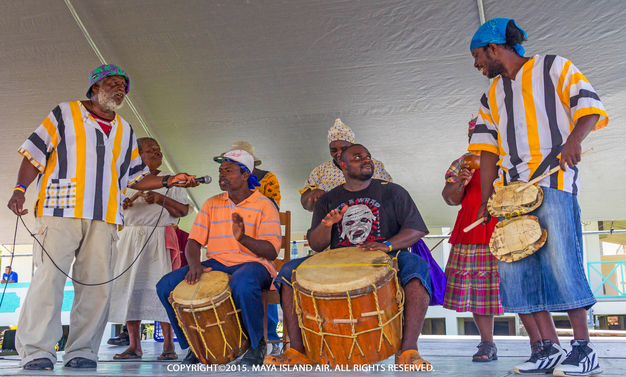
[156,149,281,366]
[7,64,197,371]
[469,19,608,377]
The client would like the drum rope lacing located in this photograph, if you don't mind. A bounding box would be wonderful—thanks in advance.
[173,278,248,363]
[346,291,365,359]
[292,260,405,362]
[172,307,204,361]
[186,281,218,362]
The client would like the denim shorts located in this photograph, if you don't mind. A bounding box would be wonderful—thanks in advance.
[274,250,432,300]
[497,186,596,313]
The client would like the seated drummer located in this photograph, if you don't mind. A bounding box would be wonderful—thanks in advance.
[300,118,392,212]
[267,144,433,368]
[156,150,281,366]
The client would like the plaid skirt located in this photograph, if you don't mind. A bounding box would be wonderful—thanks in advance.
[443,243,504,315]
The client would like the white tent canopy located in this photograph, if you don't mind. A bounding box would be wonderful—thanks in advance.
[1,0,624,244]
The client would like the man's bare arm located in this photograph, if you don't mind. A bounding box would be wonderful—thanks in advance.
[7,157,41,215]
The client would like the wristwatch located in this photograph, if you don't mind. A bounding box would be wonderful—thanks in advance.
[383,241,392,252]
[162,175,171,188]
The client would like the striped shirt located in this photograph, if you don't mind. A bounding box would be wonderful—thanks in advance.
[189,191,281,277]
[18,101,149,224]
[299,159,392,194]
[468,55,608,194]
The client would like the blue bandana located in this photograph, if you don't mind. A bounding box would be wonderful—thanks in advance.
[224,159,261,190]
[470,18,528,56]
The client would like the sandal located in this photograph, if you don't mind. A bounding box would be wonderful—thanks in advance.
[157,351,178,361]
[396,350,432,371]
[113,349,142,360]
[472,341,498,362]
[263,348,314,366]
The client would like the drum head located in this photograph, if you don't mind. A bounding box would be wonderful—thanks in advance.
[172,270,231,306]
[295,247,394,294]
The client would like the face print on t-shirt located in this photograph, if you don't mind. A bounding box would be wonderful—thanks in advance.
[336,198,382,247]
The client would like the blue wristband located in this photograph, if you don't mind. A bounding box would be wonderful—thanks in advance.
[383,241,392,252]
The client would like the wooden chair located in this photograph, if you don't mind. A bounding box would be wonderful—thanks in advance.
[263,211,291,351]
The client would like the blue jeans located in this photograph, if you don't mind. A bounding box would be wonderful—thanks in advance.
[267,305,280,341]
[497,187,597,312]
[156,260,272,350]
[274,250,432,298]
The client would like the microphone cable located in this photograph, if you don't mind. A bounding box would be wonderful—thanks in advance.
[0,217,19,308]
[2,187,171,299]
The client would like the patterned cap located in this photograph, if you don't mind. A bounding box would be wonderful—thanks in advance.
[220,141,262,166]
[213,150,255,172]
[327,118,355,144]
[86,64,130,98]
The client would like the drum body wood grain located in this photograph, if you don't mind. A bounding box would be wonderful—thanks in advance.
[292,247,404,367]
[169,271,249,364]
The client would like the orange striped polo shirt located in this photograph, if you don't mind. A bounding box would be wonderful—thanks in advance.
[189,190,281,278]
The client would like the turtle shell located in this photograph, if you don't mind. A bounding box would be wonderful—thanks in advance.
[489,215,547,263]
[487,181,543,217]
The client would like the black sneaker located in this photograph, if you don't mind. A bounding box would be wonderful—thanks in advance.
[65,357,97,368]
[107,330,130,346]
[553,340,603,376]
[23,358,54,370]
[513,340,567,374]
[239,339,267,366]
[182,349,200,365]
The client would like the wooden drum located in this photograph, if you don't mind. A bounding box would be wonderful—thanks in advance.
[292,247,404,367]
[169,271,249,364]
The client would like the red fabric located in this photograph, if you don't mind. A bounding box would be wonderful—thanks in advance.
[165,226,181,270]
[87,105,115,136]
[87,110,113,135]
[175,227,190,267]
[449,168,498,245]
[95,119,112,135]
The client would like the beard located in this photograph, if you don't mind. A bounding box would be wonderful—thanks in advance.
[346,164,374,181]
[94,89,125,112]
[485,53,505,79]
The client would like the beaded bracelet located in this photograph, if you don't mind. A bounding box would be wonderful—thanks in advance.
[383,241,393,252]
[14,184,26,193]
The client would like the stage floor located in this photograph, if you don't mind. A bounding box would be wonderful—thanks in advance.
[1,335,624,376]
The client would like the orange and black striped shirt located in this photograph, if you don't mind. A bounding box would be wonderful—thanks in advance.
[18,101,149,224]
[468,55,608,194]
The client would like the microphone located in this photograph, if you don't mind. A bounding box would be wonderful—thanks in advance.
[195,175,212,184]
[174,175,212,185]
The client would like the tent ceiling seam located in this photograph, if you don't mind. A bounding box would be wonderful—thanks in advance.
[63,0,199,211]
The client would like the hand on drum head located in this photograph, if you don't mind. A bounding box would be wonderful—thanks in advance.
[357,242,388,252]
[185,263,213,284]
[321,205,348,228]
